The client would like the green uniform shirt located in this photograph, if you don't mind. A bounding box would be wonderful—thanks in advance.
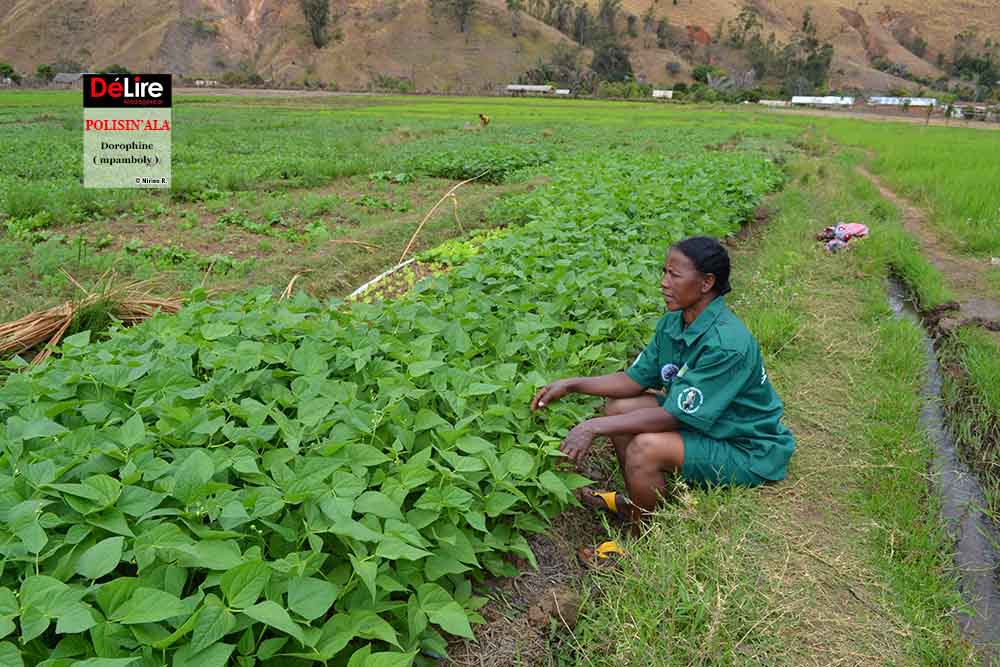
[625,296,795,481]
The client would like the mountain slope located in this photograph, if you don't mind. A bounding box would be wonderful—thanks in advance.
[0,0,996,92]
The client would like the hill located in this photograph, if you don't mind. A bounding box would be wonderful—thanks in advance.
[0,0,997,92]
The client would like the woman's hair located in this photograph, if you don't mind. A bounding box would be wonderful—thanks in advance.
[672,236,732,296]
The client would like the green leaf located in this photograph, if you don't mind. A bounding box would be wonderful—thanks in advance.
[408,360,443,377]
[172,642,235,667]
[243,601,307,645]
[201,322,236,340]
[173,449,215,503]
[538,470,570,502]
[221,561,271,609]
[413,409,449,431]
[190,600,236,654]
[22,417,68,439]
[418,583,474,639]
[55,602,97,634]
[0,588,15,641]
[116,486,166,517]
[346,644,371,667]
[70,659,140,667]
[349,555,378,603]
[455,435,494,455]
[176,540,243,570]
[0,642,22,667]
[288,576,340,621]
[355,610,401,647]
[355,491,403,519]
[257,637,288,659]
[75,536,124,580]
[484,492,519,517]
[376,537,432,561]
[501,449,535,477]
[425,553,470,581]
[118,413,146,448]
[366,652,417,667]
[110,588,187,624]
[467,383,502,396]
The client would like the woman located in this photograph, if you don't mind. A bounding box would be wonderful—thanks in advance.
[531,236,795,524]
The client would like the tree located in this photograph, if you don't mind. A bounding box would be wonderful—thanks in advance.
[591,41,633,81]
[507,0,523,36]
[656,19,670,48]
[100,64,133,75]
[36,64,55,82]
[728,2,762,48]
[430,0,477,32]
[0,63,14,78]
[299,0,330,47]
[597,0,621,35]
[642,5,655,34]
[573,5,594,45]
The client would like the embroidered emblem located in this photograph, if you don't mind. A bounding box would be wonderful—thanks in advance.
[660,363,680,383]
[678,387,704,414]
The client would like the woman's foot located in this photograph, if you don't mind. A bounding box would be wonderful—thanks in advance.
[577,488,631,519]
[576,540,625,569]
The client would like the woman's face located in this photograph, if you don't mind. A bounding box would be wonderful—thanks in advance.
[661,249,715,311]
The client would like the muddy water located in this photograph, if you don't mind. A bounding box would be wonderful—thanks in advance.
[888,278,1000,657]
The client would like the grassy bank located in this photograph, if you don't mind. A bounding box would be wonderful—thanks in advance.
[570,154,973,665]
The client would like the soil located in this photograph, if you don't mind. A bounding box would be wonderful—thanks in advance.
[442,437,621,665]
[445,505,605,667]
[856,166,1000,346]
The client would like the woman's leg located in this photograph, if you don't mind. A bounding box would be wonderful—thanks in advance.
[622,431,685,522]
[603,395,661,469]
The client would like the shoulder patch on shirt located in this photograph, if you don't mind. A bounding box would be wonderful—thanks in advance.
[660,363,679,383]
[678,386,704,414]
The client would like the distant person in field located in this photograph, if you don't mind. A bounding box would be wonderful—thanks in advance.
[531,236,795,526]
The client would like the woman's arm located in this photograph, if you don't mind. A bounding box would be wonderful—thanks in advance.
[587,407,681,436]
[560,408,682,462]
[530,372,646,410]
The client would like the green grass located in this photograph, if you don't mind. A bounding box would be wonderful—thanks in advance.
[941,327,1000,518]
[817,120,1000,255]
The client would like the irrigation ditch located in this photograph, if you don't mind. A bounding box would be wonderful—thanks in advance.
[887,277,1000,658]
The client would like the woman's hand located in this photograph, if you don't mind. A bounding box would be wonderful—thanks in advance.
[530,379,576,411]
[560,422,596,464]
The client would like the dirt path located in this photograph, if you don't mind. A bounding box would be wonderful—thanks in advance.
[857,165,1000,344]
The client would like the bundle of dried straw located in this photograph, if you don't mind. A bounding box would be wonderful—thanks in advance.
[0,272,181,365]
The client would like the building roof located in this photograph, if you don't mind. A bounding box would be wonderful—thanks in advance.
[868,96,937,107]
[791,96,854,105]
[52,72,84,83]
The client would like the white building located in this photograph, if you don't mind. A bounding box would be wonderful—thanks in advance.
[868,96,937,107]
[506,84,553,95]
[791,96,855,107]
[652,89,674,99]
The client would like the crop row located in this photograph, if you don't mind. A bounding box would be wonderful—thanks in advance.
[0,147,782,666]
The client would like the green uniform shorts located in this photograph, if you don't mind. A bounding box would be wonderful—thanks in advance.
[678,429,768,488]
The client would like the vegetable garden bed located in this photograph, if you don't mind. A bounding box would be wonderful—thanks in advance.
[0,147,782,666]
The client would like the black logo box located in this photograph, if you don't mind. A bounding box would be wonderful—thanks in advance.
[83,74,172,108]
